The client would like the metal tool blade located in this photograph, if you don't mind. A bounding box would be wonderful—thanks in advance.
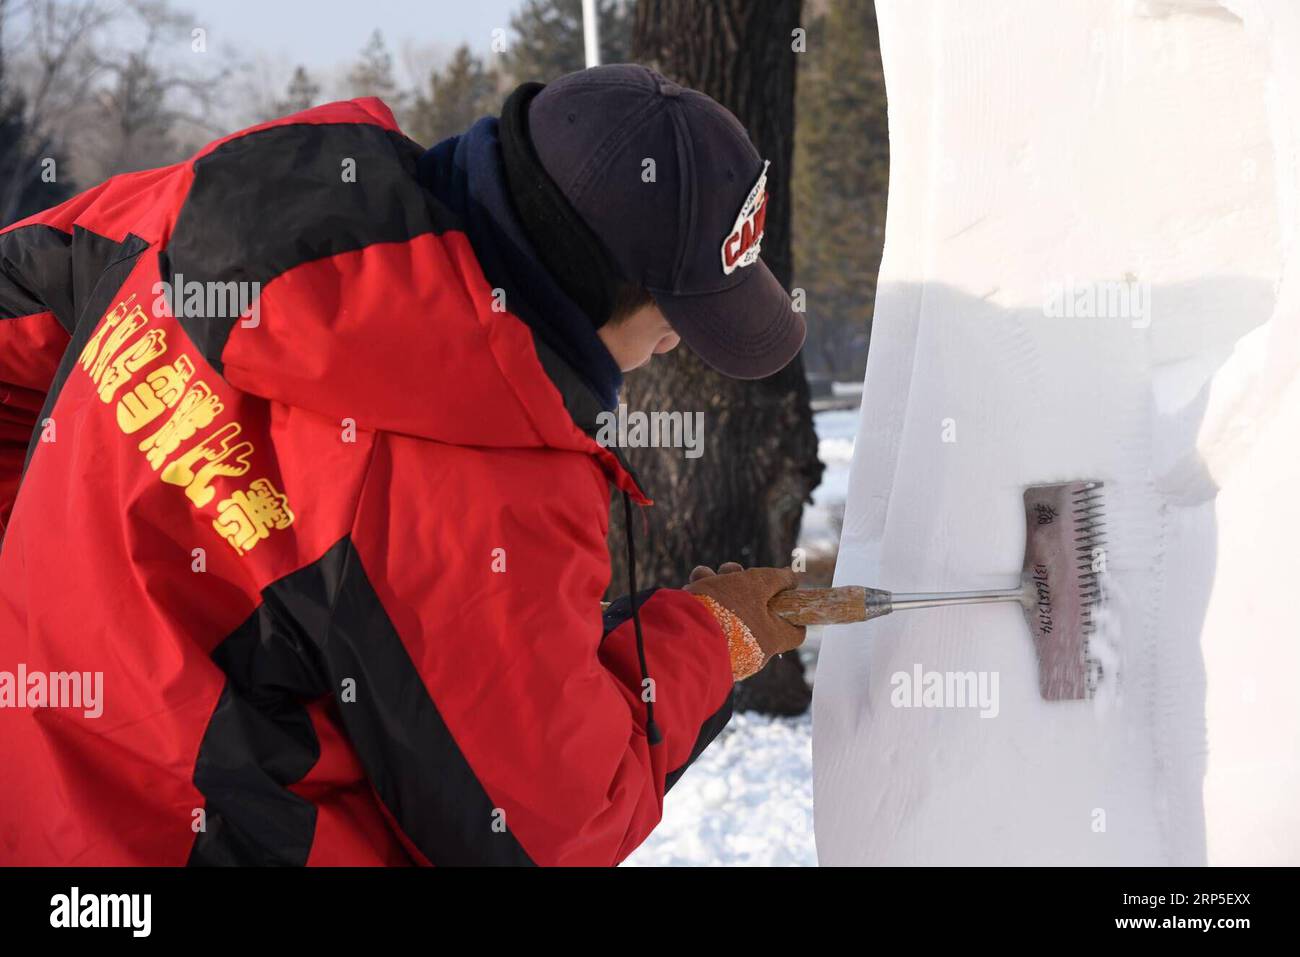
[1020,481,1105,700]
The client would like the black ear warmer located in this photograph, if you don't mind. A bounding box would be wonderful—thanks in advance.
[497,82,626,329]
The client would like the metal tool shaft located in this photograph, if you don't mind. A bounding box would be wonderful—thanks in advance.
[770,584,1032,625]
[887,587,1027,611]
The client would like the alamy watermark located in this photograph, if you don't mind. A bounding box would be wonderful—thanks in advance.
[152,274,261,328]
[890,664,999,718]
[0,665,103,718]
[1043,276,1150,329]
[595,403,704,459]
[49,887,150,937]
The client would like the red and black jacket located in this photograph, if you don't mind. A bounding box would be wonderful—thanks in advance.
[0,99,734,865]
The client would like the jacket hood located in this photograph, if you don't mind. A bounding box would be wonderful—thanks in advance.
[220,222,647,502]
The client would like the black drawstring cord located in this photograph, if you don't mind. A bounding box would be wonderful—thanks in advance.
[622,490,662,746]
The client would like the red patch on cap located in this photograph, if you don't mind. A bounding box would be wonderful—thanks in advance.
[721,160,770,275]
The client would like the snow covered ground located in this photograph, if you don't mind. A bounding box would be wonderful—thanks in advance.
[798,406,858,554]
[624,406,856,866]
[623,712,816,867]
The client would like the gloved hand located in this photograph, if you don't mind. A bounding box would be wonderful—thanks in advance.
[684,565,805,680]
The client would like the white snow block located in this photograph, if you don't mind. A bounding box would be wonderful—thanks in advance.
[812,0,1300,865]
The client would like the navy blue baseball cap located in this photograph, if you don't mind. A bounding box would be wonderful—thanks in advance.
[525,64,805,380]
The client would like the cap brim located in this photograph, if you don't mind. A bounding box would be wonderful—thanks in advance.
[653,261,806,379]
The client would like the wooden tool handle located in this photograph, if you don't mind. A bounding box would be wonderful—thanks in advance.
[769,586,871,626]
[603,586,877,626]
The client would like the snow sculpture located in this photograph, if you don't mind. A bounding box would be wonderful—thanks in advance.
[813,0,1300,865]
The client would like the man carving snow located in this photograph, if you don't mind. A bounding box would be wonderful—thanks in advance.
[0,64,806,865]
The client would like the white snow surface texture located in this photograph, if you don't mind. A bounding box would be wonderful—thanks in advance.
[812,0,1300,866]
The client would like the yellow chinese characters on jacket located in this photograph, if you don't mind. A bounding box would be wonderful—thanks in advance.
[76,294,294,556]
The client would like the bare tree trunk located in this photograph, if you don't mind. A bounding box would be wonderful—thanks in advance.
[611,0,821,716]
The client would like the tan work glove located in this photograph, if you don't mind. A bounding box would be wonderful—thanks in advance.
[684,565,805,680]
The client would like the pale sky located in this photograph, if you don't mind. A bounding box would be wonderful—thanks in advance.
[195,0,520,69]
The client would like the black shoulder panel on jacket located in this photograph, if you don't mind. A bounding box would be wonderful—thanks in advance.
[162,122,464,374]
[0,224,136,331]
[21,232,150,477]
